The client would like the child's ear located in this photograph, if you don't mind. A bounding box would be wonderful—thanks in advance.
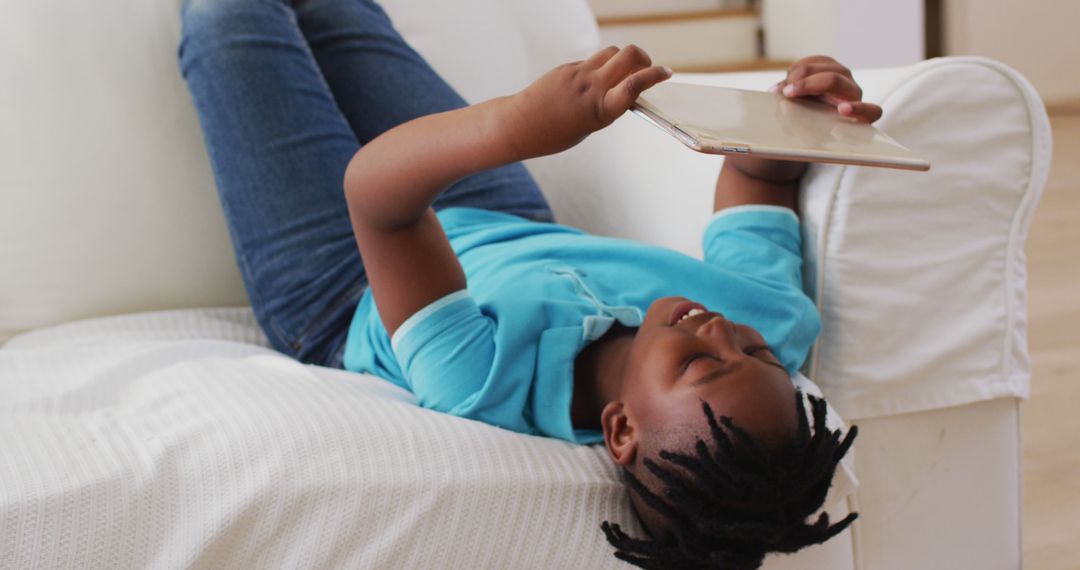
[601,401,637,466]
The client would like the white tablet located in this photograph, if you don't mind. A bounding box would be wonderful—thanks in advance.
[632,81,931,171]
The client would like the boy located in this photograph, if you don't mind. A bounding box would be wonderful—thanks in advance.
[181,0,868,566]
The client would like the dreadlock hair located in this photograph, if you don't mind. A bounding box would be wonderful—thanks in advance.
[600,391,858,570]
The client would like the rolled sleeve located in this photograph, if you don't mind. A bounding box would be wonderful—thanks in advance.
[703,205,804,293]
[391,291,496,414]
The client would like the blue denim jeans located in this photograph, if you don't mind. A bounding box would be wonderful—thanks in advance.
[178,0,553,368]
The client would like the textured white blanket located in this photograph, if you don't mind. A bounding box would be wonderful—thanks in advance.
[0,308,854,568]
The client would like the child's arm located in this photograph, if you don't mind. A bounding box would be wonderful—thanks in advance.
[713,56,883,214]
[344,46,671,336]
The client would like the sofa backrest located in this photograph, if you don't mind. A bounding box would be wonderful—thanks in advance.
[0,0,599,343]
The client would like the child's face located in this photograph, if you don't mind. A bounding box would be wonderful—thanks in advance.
[602,296,798,465]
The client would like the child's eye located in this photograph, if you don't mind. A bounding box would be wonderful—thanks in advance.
[746,346,782,365]
[679,353,714,372]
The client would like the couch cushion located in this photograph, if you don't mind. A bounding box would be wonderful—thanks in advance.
[0,306,856,569]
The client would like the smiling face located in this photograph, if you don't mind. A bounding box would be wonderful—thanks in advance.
[600,296,799,469]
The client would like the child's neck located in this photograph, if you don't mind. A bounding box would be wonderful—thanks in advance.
[571,324,636,430]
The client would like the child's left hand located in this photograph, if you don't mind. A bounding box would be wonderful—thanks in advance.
[500,45,672,160]
[770,56,883,123]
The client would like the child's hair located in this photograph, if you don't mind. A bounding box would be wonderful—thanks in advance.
[601,392,858,570]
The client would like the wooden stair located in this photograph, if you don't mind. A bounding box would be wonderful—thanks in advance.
[589,1,788,73]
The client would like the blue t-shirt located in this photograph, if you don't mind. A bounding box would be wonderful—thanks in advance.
[343,205,820,445]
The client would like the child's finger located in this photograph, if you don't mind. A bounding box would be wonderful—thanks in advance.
[584,45,621,69]
[782,71,862,101]
[603,65,673,118]
[837,101,883,123]
[598,44,653,86]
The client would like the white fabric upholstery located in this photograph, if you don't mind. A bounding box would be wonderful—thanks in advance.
[0,308,855,569]
[850,398,1021,570]
[1,0,247,341]
[800,58,1050,419]
[379,0,599,105]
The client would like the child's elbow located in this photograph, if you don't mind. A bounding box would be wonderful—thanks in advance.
[342,149,368,206]
[342,149,389,228]
[342,149,419,232]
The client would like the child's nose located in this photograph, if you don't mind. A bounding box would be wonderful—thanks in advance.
[695,315,740,353]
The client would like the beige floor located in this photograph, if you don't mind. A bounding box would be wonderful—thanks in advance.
[1022,109,1080,569]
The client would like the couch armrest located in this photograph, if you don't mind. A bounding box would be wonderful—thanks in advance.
[800,57,1050,419]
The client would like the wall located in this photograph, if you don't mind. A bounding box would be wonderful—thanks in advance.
[763,0,924,68]
[945,0,1080,103]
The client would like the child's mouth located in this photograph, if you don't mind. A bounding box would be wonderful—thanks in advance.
[669,301,707,326]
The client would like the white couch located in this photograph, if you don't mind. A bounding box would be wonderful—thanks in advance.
[0,0,1050,568]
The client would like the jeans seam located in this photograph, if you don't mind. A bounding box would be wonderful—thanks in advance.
[291,278,368,353]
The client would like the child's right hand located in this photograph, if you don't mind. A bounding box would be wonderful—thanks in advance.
[499,45,672,160]
[770,55,883,123]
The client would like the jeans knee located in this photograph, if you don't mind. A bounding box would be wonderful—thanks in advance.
[180,0,289,40]
[179,0,293,66]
